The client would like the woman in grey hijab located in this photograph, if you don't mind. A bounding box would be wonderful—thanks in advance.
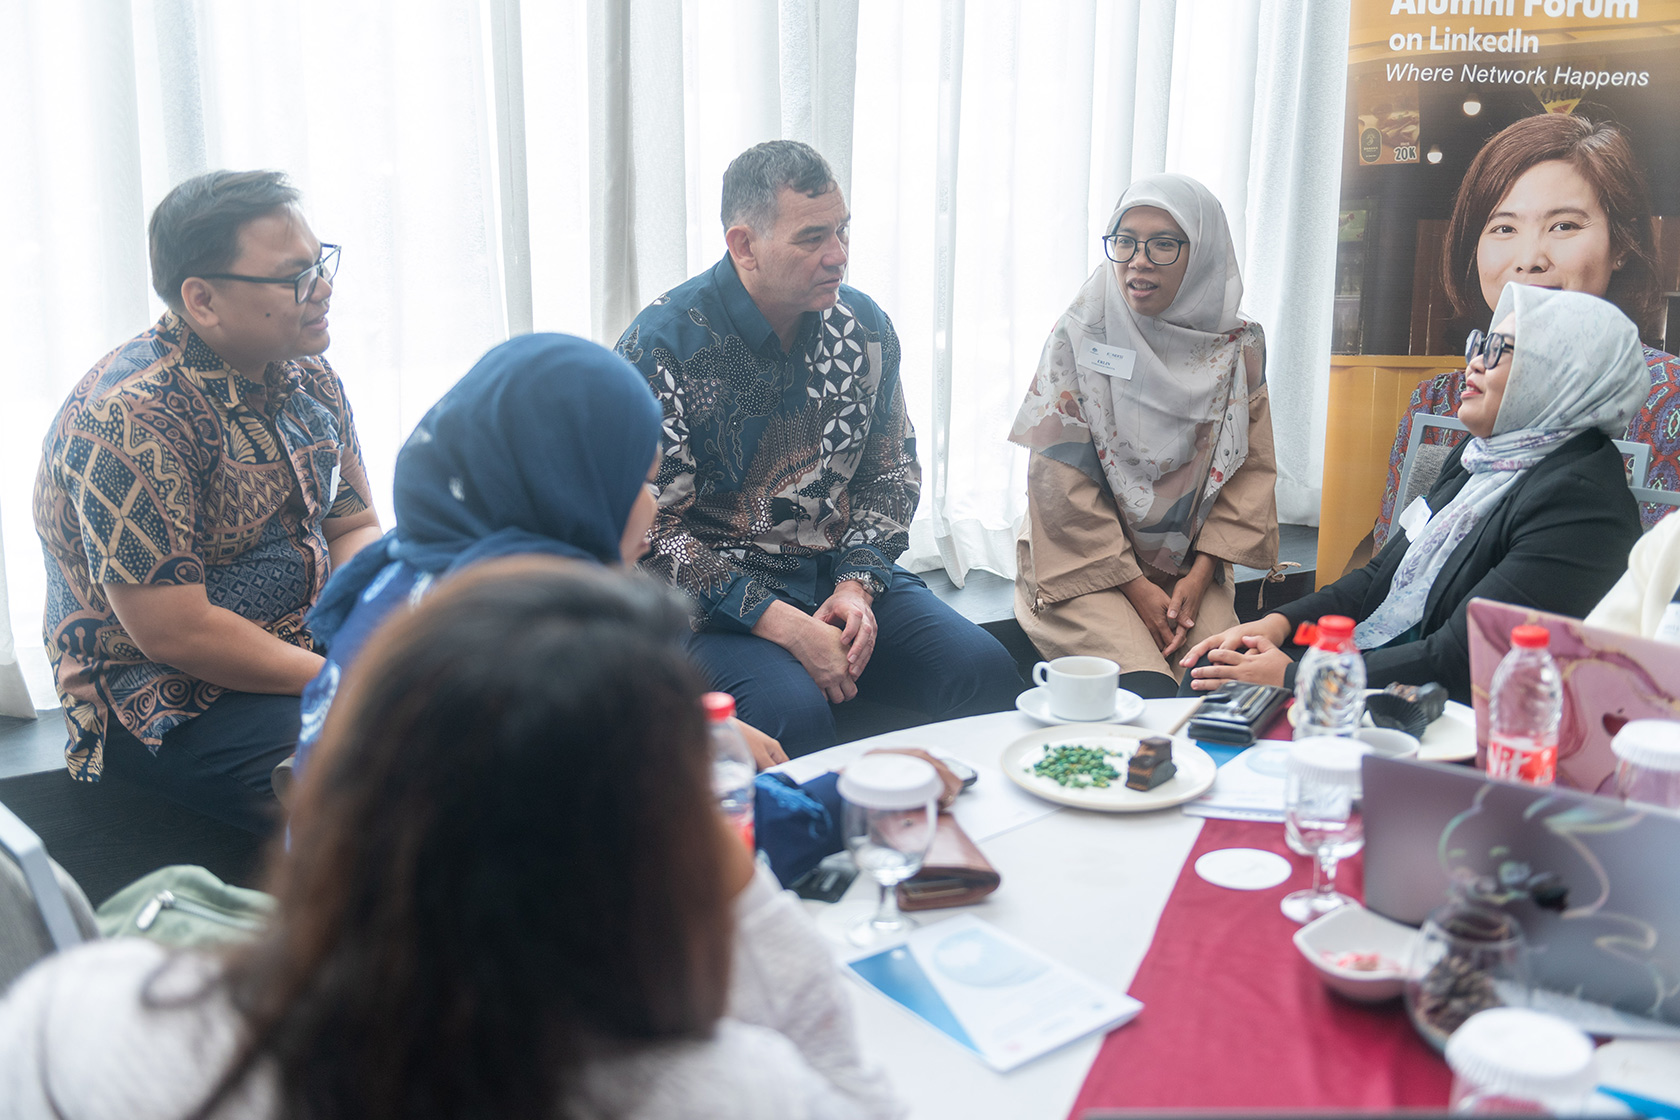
[1181,285,1646,703]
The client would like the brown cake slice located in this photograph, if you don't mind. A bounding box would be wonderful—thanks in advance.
[1125,736,1177,791]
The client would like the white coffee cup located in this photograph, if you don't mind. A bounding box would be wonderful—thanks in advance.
[1032,656,1120,721]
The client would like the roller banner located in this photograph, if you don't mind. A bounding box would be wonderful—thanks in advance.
[1335,0,1680,358]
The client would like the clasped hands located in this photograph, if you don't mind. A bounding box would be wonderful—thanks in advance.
[1121,553,1218,658]
[752,580,878,704]
[1177,612,1296,691]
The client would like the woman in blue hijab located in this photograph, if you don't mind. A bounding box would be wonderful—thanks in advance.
[295,333,665,777]
[292,333,867,884]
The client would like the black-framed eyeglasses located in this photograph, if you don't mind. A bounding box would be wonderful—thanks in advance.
[201,244,341,303]
[1465,328,1511,369]
[1103,234,1189,267]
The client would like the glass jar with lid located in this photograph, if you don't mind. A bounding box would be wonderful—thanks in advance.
[1404,895,1530,1052]
[1445,1007,1596,1114]
[1610,719,1680,810]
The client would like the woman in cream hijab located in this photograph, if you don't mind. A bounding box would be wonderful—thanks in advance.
[1010,173,1278,692]
[1183,285,1646,702]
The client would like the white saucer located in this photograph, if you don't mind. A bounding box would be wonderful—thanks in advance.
[1016,685,1146,726]
[1284,693,1477,762]
[1195,847,1293,891]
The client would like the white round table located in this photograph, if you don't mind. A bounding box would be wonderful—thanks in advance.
[775,700,1207,1120]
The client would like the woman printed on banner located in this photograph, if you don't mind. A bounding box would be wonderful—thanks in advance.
[1374,112,1680,548]
[1009,173,1279,695]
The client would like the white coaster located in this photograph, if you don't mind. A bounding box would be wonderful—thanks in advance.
[1194,847,1293,891]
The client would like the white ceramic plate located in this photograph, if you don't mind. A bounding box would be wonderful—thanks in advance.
[1015,685,1147,726]
[1286,692,1477,763]
[1418,700,1477,763]
[1000,725,1218,812]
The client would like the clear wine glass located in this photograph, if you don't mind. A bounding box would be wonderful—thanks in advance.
[838,755,941,948]
[1281,737,1367,924]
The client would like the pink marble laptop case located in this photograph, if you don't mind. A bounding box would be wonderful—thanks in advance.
[1466,597,1680,794]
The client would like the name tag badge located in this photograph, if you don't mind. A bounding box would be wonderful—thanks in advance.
[1398,494,1432,541]
[1079,341,1137,381]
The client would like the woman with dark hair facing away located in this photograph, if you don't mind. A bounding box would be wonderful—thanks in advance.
[1181,286,1645,704]
[1009,173,1278,695]
[0,558,903,1119]
[1374,112,1680,545]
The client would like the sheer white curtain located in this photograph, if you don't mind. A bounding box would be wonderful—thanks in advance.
[852,0,1347,584]
[1,0,1342,712]
[3,0,155,716]
[2,0,512,713]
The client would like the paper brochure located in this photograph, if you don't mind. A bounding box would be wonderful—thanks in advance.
[845,914,1142,1072]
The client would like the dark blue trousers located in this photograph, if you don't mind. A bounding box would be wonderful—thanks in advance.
[685,569,1023,757]
[101,691,298,836]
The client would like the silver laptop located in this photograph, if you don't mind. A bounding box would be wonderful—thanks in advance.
[1362,754,1680,1031]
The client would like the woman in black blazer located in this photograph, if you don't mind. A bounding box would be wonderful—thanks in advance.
[1181,286,1648,703]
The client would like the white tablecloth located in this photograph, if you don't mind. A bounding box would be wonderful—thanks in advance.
[777,701,1206,1120]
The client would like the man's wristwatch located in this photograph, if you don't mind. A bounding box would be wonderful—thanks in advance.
[842,572,888,599]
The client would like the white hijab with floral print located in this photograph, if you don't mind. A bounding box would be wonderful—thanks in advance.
[1009,173,1261,575]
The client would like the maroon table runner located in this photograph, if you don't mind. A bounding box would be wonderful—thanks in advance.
[1067,817,1452,1115]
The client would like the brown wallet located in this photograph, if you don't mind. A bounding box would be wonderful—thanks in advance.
[896,812,1001,911]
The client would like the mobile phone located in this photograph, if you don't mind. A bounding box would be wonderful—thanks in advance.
[941,756,978,790]
[790,853,860,903]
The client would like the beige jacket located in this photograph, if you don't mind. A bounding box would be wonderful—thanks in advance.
[1018,382,1280,614]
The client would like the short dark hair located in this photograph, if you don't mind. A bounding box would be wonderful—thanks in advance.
[148,169,301,312]
[720,140,837,233]
[1442,114,1662,337]
[191,557,735,1120]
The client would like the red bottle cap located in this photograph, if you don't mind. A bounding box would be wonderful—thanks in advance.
[1295,615,1357,650]
[1511,624,1550,650]
[701,692,736,722]
[1318,615,1356,640]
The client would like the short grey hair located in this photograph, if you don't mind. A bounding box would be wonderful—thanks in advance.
[720,141,837,233]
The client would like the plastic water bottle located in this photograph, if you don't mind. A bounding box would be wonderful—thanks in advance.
[1487,625,1561,786]
[703,692,756,849]
[1293,615,1367,738]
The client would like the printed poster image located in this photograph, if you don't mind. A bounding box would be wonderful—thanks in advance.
[1356,75,1421,165]
[1335,0,1680,359]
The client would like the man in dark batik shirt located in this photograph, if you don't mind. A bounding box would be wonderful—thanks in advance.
[617,141,1020,756]
[34,170,381,834]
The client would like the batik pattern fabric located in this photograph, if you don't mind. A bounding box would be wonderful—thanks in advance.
[1375,344,1680,549]
[34,312,371,779]
[615,255,920,631]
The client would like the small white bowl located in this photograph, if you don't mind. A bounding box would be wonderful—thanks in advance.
[1293,904,1418,1003]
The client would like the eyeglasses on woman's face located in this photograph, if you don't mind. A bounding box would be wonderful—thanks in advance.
[1103,234,1189,267]
[201,244,341,303]
[1465,328,1511,370]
